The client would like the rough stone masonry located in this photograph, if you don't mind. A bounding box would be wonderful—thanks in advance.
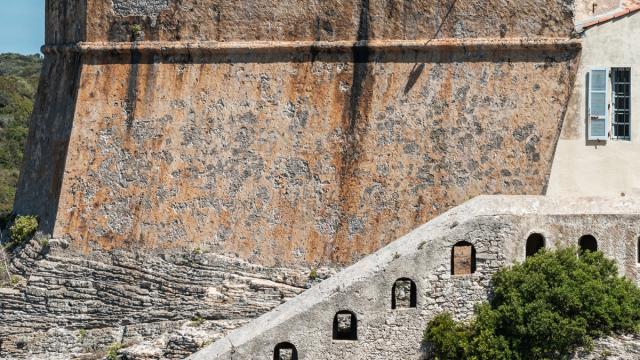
[1,0,585,358]
[192,196,640,359]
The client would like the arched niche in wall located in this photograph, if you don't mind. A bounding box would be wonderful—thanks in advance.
[273,342,298,360]
[579,234,598,253]
[526,233,545,257]
[451,241,476,275]
[332,310,357,340]
[391,278,417,309]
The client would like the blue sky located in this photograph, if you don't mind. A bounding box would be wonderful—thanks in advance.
[0,0,45,54]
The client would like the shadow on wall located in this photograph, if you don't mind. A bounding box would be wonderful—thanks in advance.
[79,44,580,66]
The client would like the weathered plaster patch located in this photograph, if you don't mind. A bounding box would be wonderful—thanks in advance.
[112,0,170,17]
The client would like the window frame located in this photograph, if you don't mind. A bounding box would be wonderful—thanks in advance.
[451,241,477,275]
[611,67,632,141]
[588,67,609,141]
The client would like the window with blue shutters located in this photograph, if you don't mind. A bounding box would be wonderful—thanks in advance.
[589,68,608,140]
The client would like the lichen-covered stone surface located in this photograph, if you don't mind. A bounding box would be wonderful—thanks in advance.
[0,236,331,359]
[112,0,170,18]
[192,196,640,360]
[572,334,640,360]
[47,47,577,267]
[87,0,575,42]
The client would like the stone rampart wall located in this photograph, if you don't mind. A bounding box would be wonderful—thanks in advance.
[86,0,575,42]
[17,0,580,267]
[192,196,640,360]
[45,45,578,267]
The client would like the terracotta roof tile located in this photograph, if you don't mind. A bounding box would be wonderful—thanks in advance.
[580,4,640,29]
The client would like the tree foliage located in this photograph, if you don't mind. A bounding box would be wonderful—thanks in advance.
[4,215,38,251]
[424,248,640,359]
[0,53,42,216]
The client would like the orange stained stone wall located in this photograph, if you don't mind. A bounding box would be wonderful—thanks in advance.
[51,47,578,266]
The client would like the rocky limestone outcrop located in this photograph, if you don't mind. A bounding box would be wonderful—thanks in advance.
[0,235,333,359]
[572,335,640,360]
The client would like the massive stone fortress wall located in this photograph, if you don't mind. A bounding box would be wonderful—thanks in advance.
[3,1,584,358]
[16,0,578,268]
[49,46,577,266]
[91,0,574,42]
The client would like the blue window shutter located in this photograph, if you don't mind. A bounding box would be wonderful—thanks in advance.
[589,68,608,140]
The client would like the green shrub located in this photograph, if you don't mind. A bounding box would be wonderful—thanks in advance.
[189,315,205,327]
[106,342,123,360]
[424,313,470,359]
[77,328,87,342]
[309,268,318,280]
[424,248,640,360]
[5,215,38,250]
[38,237,49,248]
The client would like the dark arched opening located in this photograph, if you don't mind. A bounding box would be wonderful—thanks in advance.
[391,278,417,309]
[579,235,598,253]
[526,233,545,257]
[273,342,298,360]
[451,241,476,275]
[637,237,640,264]
[332,310,357,340]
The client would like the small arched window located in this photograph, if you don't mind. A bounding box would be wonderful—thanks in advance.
[451,241,476,275]
[333,310,357,340]
[637,237,640,264]
[579,235,598,253]
[273,342,298,360]
[526,233,545,257]
[391,278,417,309]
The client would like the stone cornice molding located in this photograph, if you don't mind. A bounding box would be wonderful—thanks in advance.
[41,38,581,55]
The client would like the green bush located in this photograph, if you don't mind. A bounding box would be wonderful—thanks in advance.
[423,248,640,360]
[106,342,123,360]
[424,313,470,359]
[4,215,38,250]
[189,315,205,327]
[309,268,318,280]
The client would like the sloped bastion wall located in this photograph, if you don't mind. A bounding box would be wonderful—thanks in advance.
[16,0,579,266]
[191,196,640,360]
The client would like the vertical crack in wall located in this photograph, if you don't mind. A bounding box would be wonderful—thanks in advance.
[125,48,142,131]
[333,0,375,263]
[348,0,371,137]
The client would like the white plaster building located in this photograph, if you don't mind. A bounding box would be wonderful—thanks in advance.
[549,4,640,196]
